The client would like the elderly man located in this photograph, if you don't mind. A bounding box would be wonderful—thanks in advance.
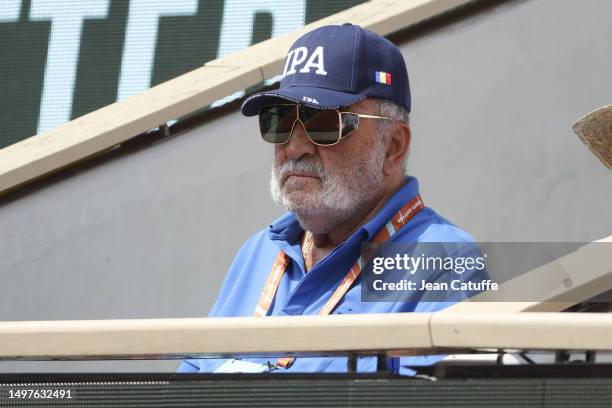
[179,23,487,374]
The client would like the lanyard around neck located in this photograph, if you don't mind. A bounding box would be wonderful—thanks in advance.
[253,194,424,368]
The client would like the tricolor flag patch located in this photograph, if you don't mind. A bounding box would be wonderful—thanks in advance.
[375,71,392,85]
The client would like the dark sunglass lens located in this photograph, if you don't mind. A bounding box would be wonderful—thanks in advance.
[259,105,297,143]
[340,112,359,138]
[300,107,340,145]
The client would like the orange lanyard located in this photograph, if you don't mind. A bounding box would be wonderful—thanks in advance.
[254,194,424,368]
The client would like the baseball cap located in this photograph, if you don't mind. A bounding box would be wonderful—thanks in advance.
[241,23,411,116]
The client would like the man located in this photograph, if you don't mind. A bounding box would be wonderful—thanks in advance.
[179,23,487,374]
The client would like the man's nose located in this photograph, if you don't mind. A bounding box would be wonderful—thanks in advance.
[284,119,317,160]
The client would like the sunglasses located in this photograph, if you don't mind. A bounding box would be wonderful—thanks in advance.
[258,104,393,146]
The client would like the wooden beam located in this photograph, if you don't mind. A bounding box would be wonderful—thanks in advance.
[0,0,474,197]
[431,312,612,350]
[0,313,432,360]
[2,312,612,360]
[440,235,612,314]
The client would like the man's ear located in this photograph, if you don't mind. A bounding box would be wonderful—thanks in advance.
[383,122,411,176]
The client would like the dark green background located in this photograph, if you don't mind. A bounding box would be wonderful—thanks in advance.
[0,0,364,148]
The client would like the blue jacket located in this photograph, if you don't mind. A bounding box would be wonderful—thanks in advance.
[178,177,487,374]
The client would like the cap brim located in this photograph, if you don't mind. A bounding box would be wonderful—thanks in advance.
[241,86,366,116]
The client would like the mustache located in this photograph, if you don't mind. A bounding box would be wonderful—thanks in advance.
[275,159,327,182]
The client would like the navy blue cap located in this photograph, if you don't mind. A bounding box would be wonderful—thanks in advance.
[241,23,411,116]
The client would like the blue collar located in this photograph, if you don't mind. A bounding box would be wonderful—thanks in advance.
[268,176,421,244]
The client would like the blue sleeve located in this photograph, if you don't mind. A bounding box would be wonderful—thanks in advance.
[176,230,273,373]
[206,230,273,318]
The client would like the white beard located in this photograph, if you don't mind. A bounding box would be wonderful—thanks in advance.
[270,137,387,233]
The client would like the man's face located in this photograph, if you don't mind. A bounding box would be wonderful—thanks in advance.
[269,99,388,233]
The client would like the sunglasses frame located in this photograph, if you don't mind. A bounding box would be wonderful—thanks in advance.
[258,104,394,146]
